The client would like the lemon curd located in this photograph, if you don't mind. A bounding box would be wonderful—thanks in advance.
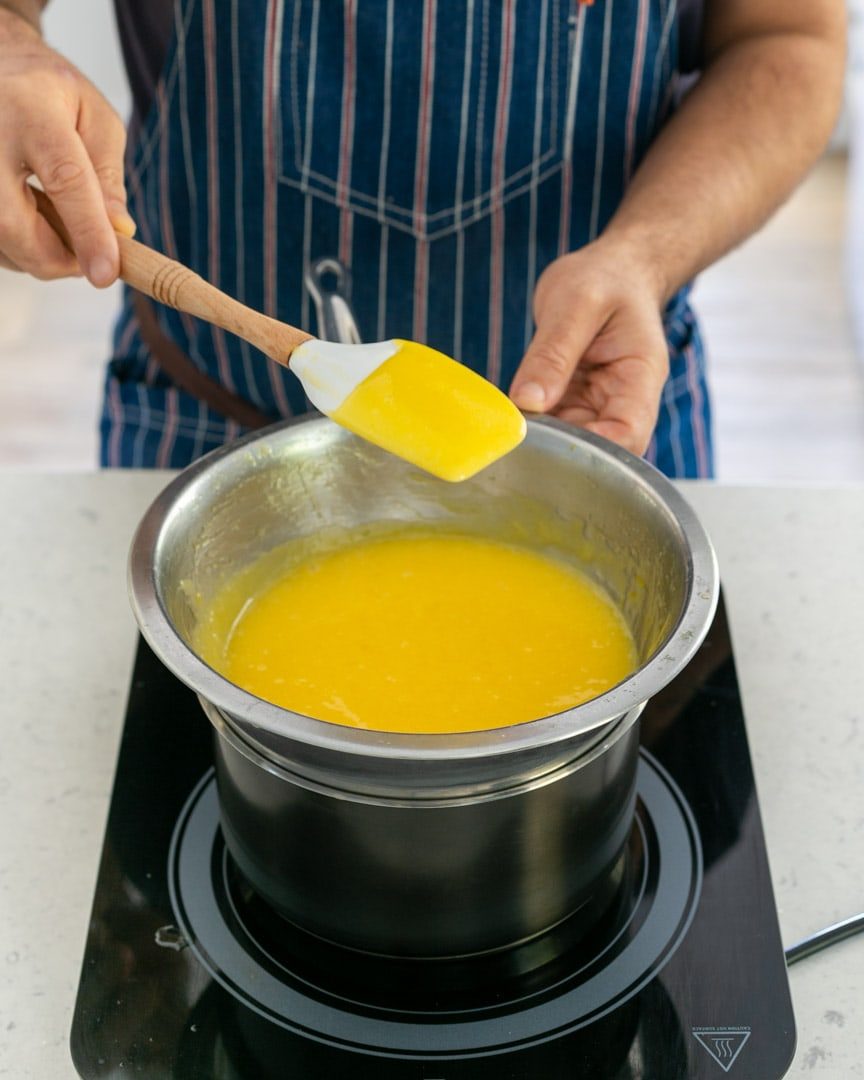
[193,530,637,734]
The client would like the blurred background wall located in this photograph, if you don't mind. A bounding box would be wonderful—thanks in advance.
[44,0,130,114]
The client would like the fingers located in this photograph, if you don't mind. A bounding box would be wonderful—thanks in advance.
[509,305,605,413]
[510,253,669,456]
[0,178,81,279]
[557,351,668,455]
[77,91,135,238]
[23,119,120,286]
[585,418,653,454]
[0,32,130,283]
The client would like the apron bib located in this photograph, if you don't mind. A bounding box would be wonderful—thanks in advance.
[102,0,712,478]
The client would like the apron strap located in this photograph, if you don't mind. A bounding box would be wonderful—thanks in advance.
[133,293,275,430]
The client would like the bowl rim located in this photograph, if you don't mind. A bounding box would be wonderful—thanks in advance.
[128,415,719,762]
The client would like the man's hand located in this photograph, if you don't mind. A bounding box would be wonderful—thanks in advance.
[511,0,844,457]
[0,7,134,286]
[509,241,670,457]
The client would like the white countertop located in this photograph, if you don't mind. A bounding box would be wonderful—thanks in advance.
[0,473,862,1077]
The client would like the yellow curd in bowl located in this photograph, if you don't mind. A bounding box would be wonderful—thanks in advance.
[193,529,637,734]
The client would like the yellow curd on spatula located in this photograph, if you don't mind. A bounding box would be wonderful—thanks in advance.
[194,529,637,734]
[331,341,527,482]
[290,338,526,482]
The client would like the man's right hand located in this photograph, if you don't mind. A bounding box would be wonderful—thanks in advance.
[0,7,134,286]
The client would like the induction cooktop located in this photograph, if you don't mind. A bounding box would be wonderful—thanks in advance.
[70,593,795,1078]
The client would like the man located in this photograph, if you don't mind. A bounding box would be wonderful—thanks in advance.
[0,0,846,472]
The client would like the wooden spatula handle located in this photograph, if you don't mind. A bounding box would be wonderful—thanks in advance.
[116,238,312,363]
[33,189,312,366]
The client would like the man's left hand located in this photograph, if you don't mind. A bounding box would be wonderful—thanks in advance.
[509,240,670,457]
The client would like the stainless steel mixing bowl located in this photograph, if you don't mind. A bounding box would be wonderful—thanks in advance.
[129,415,717,957]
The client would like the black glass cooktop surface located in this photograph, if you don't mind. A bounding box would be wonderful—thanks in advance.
[70,594,795,1078]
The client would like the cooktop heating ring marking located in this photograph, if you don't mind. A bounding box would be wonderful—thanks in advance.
[168,750,702,1057]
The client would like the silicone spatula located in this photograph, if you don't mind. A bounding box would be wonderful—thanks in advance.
[35,190,526,481]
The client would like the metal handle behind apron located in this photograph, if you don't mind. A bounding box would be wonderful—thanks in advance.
[304,257,363,345]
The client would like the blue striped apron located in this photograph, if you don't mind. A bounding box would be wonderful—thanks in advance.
[103,0,713,478]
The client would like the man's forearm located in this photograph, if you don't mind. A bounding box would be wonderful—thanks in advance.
[601,18,845,304]
[0,0,45,32]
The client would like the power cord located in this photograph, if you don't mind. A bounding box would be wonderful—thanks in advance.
[785,911,864,966]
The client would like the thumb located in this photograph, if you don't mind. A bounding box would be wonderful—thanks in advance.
[509,306,606,413]
[77,91,136,238]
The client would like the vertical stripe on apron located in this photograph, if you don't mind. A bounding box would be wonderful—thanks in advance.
[589,0,614,241]
[524,0,551,352]
[624,0,651,183]
[411,0,437,343]
[557,3,585,258]
[337,0,357,265]
[375,0,396,341]
[486,1,516,385]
